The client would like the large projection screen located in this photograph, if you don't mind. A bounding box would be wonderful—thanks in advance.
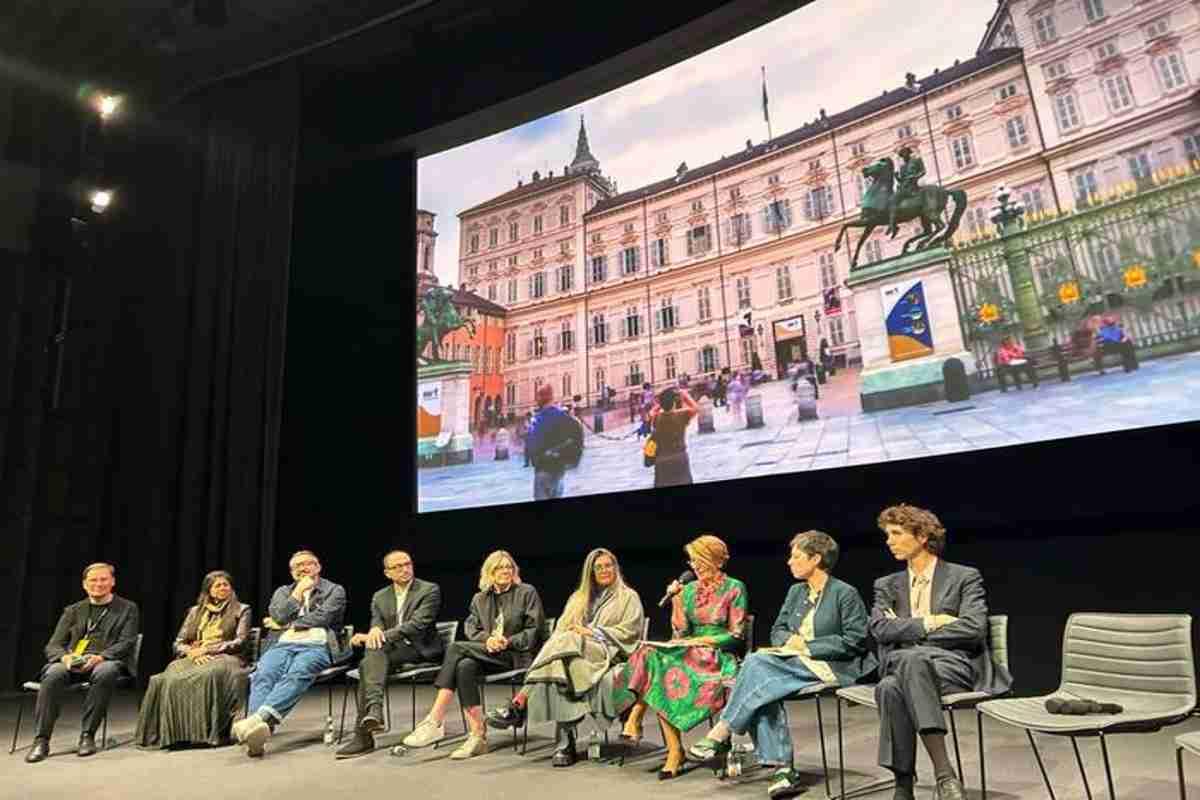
[415,0,1200,514]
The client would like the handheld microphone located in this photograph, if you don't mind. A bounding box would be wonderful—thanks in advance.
[657,570,696,608]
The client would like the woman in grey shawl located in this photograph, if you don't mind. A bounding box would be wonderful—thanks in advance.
[485,548,645,766]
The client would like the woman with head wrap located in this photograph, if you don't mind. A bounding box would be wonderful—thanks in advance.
[486,548,645,766]
[614,535,748,779]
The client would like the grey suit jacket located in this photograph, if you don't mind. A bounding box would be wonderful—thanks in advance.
[868,560,1011,695]
[368,578,444,661]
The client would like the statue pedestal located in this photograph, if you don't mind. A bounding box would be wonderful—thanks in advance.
[416,360,474,467]
[845,248,975,412]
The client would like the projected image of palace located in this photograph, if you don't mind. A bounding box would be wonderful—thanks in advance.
[416,0,1200,513]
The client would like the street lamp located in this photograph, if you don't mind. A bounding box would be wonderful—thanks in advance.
[990,183,1026,234]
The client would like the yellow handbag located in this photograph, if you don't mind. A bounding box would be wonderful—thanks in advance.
[643,434,657,467]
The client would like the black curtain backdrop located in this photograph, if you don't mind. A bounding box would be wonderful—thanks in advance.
[0,63,299,689]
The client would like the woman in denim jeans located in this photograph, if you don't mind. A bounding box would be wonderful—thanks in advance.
[688,531,876,799]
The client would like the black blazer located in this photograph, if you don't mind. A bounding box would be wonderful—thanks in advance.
[368,578,444,661]
[868,559,1011,695]
[44,595,141,678]
[463,583,545,670]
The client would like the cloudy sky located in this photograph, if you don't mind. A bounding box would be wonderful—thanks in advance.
[418,0,999,286]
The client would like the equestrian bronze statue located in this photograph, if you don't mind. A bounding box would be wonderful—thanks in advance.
[835,147,967,270]
[416,285,475,363]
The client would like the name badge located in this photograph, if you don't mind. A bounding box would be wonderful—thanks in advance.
[73,638,90,655]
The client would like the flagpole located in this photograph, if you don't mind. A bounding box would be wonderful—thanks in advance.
[762,66,773,142]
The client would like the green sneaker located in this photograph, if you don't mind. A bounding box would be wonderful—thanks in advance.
[686,736,731,763]
[767,767,805,799]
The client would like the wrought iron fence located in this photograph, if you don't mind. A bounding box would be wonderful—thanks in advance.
[950,167,1200,377]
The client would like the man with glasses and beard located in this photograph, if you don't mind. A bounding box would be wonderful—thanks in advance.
[232,550,349,758]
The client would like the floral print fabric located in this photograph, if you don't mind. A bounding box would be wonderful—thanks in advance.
[614,575,747,731]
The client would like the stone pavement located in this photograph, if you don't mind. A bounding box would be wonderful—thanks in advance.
[418,350,1200,513]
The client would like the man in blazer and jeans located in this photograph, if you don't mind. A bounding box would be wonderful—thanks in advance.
[27,562,140,763]
[868,504,1011,800]
[233,549,349,758]
[336,550,443,758]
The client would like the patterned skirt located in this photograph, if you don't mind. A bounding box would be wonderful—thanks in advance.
[135,655,246,748]
[614,643,736,732]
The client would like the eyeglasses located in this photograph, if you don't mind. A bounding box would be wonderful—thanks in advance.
[384,563,412,572]
[494,564,514,572]
[291,559,318,569]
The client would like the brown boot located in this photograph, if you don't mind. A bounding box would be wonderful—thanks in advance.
[621,701,646,743]
[657,714,684,780]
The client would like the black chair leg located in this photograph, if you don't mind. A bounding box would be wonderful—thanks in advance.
[837,696,846,800]
[1099,732,1117,800]
[411,682,418,733]
[1026,730,1058,800]
[10,696,26,754]
[1178,746,1187,800]
[338,683,353,743]
[977,709,988,800]
[948,708,964,785]
[383,679,392,733]
[815,695,832,798]
[1070,736,1094,800]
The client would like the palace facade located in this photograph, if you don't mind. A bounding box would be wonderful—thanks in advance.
[450,0,1200,415]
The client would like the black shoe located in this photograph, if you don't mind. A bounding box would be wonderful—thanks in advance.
[335,731,375,759]
[25,738,49,764]
[361,705,385,734]
[552,744,578,767]
[485,702,525,730]
[77,732,98,757]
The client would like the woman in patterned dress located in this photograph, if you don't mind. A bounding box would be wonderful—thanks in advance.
[615,535,748,779]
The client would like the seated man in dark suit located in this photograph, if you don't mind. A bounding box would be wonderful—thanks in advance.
[869,504,1011,800]
[27,562,140,763]
[336,550,443,758]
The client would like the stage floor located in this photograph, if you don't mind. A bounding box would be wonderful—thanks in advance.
[1,685,1196,799]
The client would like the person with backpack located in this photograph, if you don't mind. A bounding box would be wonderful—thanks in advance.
[526,384,584,500]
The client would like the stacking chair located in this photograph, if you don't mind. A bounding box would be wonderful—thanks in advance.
[978,613,1194,800]
[239,626,263,714]
[482,616,556,752]
[337,620,459,736]
[10,634,144,755]
[311,625,355,742]
[1178,730,1200,800]
[834,614,1011,799]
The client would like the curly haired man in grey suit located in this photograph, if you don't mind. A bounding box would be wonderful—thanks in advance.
[868,504,1011,800]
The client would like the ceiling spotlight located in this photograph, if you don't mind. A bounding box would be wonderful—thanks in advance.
[96,94,122,119]
[90,190,113,214]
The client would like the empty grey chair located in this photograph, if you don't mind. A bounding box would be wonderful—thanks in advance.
[1180,731,1200,800]
[835,614,1010,799]
[979,613,1195,800]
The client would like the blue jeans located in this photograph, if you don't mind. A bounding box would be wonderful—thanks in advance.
[719,652,826,767]
[533,469,565,499]
[248,643,331,725]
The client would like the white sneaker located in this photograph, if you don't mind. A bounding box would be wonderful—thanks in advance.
[402,718,446,748]
[230,717,253,744]
[243,718,271,757]
[449,734,487,760]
